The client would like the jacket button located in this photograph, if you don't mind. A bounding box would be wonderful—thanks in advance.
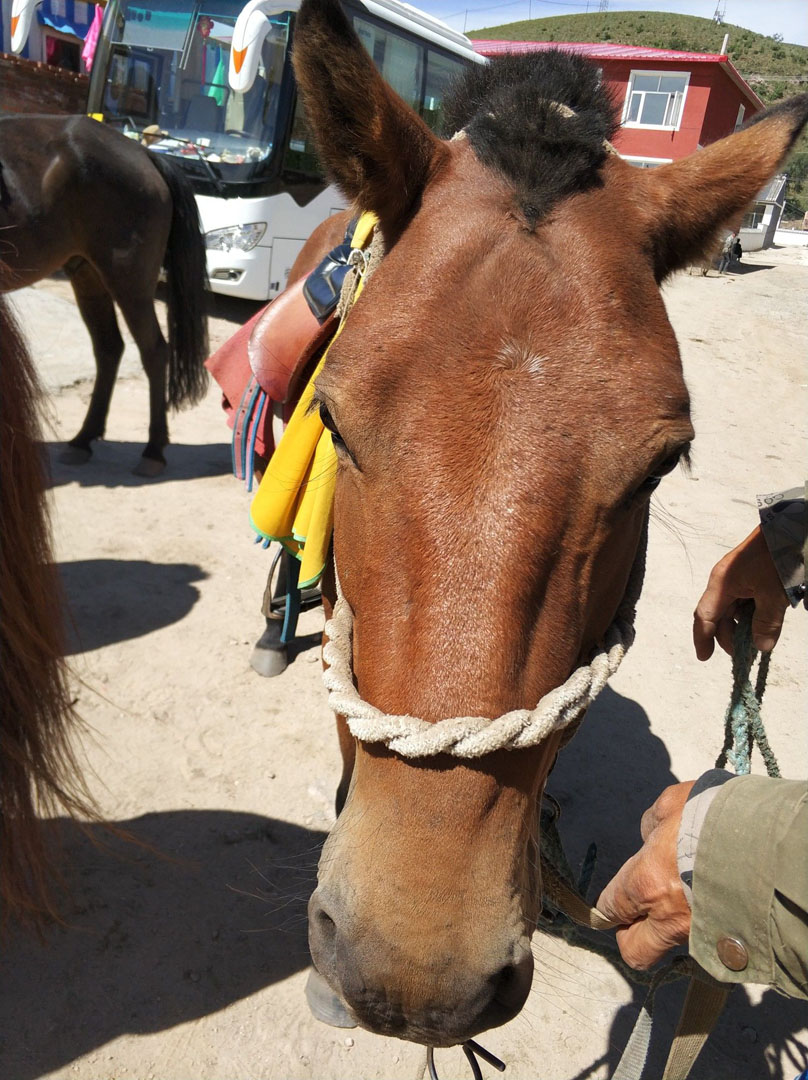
[716,936,748,971]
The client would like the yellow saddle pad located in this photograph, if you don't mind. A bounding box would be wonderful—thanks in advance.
[249,212,377,587]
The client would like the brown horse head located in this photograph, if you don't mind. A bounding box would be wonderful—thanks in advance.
[295,0,808,1046]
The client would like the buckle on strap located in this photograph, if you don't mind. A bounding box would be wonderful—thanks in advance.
[302,216,360,323]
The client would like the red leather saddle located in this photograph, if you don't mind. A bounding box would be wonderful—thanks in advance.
[205,276,337,483]
[248,278,336,404]
[207,216,358,486]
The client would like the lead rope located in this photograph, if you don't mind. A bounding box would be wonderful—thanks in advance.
[716,599,779,777]
[542,602,776,1080]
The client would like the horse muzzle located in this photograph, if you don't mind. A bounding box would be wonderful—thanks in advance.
[308,886,534,1046]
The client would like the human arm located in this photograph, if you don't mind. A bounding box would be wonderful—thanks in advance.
[693,485,806,660]
[597,775,808,999]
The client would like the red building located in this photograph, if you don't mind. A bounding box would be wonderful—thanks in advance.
[472,40,764,167]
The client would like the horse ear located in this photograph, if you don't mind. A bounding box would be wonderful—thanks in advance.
[640,94,808,280]
[292,0,448,235]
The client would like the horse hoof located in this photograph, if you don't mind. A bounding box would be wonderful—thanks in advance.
[305,969,357,1029]
[250,641,288,678]
[59,445,92,466]
[133,456,166,478]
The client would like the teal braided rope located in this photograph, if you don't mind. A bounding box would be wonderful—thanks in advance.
[715,599,780,777]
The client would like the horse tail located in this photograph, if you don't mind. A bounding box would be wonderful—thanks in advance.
[0,277,100,933]
[148,152,210,410]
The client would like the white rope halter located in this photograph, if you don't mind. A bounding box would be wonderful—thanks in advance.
[320,205,645,760]
[322,520,647,759]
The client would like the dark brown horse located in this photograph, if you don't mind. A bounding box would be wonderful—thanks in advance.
[0,115,208,474]
[286,0,808,1050]
[0,277,97,931]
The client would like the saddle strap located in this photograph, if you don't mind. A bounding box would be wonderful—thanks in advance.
[662,970,730,1080]
[611,961,730,1080]
[540,855,616,931]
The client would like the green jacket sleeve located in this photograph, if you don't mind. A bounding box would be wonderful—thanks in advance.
[690,774,808,998]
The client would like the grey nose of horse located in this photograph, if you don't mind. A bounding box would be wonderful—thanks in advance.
[309,890,534,1044]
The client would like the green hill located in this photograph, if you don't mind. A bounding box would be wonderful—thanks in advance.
[470,11,808,220]
[469,11,808,88]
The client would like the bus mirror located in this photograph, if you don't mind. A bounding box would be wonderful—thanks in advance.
[11,0,38,53]
[229,0,286,93]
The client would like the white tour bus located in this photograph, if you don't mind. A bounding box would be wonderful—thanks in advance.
[24,0,482,300]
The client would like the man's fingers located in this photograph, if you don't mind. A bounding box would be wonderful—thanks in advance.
[596,857,646,928]
[693,615,717,661]
[694,525,791,660]
[694,599,737,660]
[751,596,787,653]
[614,920,669,971]
[639,803,659,842]
[693,562,737,660]
[714,613,737,657]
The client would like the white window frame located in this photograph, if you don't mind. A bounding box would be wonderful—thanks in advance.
[621,154,673,168]
[621,69,690,132]
[734,103,745,131]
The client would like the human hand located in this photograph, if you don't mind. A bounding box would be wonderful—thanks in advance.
[596,782,694,970]
[693,525,788,660]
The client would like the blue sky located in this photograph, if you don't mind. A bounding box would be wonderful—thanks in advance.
[419,0,808,46]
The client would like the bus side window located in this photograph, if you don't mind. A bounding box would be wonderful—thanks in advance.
[423,49,465,133]
[103,47,159,123]
[282,94,324,181]
[353,16,423,115]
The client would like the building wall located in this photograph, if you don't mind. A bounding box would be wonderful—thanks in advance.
[699,64,761,145]
[602,58,759,163]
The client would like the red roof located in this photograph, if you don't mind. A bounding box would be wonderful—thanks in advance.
[473,40,725,62]
[472,40,764,108]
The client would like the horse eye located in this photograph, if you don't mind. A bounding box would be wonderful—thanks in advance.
[638,451,685,493]
[318,401,344,445]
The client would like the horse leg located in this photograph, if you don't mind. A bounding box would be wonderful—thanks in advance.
[115,292,171,475]
[62,262,124,464]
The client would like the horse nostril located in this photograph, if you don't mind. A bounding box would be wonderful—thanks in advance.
[486,950,533,1021]
[490,962,519,1007]
[312,903,337,955]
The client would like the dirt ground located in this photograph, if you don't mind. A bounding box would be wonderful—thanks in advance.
[1,247,806,1080]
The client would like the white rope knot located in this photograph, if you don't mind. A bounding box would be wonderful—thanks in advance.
[322,522,647,759]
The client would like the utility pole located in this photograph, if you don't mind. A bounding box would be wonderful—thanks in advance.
[598,1,609,12]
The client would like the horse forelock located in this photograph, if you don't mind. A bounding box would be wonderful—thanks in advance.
[441,51,619,228]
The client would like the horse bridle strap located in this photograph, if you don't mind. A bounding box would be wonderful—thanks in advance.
[322,517,647,759]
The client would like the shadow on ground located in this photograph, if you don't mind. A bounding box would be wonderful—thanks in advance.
[0,811,324,1080]
[547,686,807,1080]
[723,262,776,275]
[44,440,232,488]
[59,558,208,653]
[201,289,264,327]
[2,690,802,1080]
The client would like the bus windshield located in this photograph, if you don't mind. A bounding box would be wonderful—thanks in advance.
[98,0,291,169]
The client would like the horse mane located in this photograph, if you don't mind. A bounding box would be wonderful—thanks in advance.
[441,50,620,228]
[0,270,99,933]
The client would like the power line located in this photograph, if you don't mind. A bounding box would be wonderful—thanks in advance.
[441,0,589,18]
